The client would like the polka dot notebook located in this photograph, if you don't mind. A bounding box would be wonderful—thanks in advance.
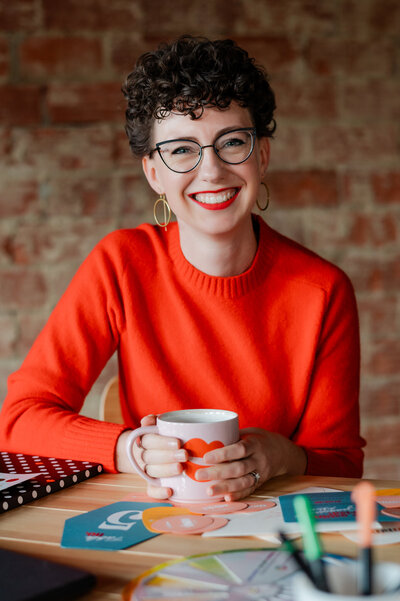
[0,451,103,513]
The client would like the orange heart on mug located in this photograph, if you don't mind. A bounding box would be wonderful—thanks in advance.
[183,438,224,481]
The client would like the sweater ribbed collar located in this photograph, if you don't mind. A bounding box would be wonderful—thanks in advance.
[168,215,275,299]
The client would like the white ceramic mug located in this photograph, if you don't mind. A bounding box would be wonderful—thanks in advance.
[126,409,239,503]
[293,561,400,600]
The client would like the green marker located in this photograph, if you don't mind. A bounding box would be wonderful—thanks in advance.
[294,495,329,592]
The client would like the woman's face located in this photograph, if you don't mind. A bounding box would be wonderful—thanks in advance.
[142,102,269,238]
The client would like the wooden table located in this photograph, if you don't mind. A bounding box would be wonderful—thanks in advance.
[0,473,399,600]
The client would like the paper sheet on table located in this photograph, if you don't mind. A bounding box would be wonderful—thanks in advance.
[202,486,370,539]
[341,523,400,546]
[0,472,41,492]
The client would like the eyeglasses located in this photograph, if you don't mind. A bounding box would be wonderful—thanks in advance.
[151,127,257,173]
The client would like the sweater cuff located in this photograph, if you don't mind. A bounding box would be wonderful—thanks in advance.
[305,447,363,478]
[60,417,127,473]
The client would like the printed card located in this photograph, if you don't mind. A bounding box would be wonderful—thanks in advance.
[61,501,171,551]
[279,491,399,523]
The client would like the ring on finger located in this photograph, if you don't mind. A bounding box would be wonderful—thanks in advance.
[249,470,260,487]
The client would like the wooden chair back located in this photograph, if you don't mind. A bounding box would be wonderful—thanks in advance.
[99,376,123,424]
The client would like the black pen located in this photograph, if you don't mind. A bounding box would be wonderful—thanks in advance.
[278,530,314,581]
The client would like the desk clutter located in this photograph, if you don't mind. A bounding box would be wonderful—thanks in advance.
[0,451,103,512]
[121,548,353,601]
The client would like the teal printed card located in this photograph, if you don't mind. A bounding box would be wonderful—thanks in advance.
[279,492,398,523]
[61,501,171,551]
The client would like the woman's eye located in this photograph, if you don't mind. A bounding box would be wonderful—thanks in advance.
[171,145,196,155]
[222,137,245,148]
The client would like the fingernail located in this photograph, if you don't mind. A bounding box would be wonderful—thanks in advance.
[174,450,187,461]
[167,439,180,449]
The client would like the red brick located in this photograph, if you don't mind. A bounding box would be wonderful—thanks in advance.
[371,172,400,205]
[346,256,400,293]
[0,180,39,218]
[0,315,17,358]
[363,421,400,457]
[13,126,114,171]
[0,127,11,159]
[369,0,400,36]
[367,340,400,376]
[0,36,9,78]
[0,361,22,404]
[121,176,155,219]
[0,84,42,126]
[233,37,300,75]
[47,82,124,124]
[46,177,114,217]
[268,125,307,169]
[17,313,49,355]
[0,269,47,309]
[347,213,397,246]
[235,0,337,36]
[143,0,240,36]
[4,221,112,266]
[114,128,142,170]
[304,38,395,77]
[0,0,39,31]
[273,76,336,120]
[363,458,400,480]
[358,296,399,340]
[19,37,103,81]
[111,37,156,76]
[342,80,400,121]
[361,380,400,418]
[311,125,397,166]
[267,170,338,207]
[43,0,142,31]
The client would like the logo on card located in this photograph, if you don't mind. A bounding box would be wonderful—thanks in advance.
[98,509,143,531]
[183,438,224,481]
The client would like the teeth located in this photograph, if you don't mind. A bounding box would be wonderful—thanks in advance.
[194,189,237,204]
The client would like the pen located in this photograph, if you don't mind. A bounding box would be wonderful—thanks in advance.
[293,494,329,592]
[278,530,314,581]
[351,481,376,595]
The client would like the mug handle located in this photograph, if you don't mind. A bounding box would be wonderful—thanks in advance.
[125,425,162,486]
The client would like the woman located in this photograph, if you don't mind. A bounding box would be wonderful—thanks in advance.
[0,36,364,502]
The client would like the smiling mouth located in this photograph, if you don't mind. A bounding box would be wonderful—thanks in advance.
[189,187,240,210]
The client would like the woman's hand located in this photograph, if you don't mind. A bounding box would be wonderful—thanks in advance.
[115,414,188,499]
[194,428,307,501]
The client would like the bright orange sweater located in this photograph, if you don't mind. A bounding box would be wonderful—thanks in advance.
[0,216,364,474]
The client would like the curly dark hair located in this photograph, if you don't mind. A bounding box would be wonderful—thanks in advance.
[122,36,276,157]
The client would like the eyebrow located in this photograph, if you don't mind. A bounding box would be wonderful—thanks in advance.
[158,125,253,144]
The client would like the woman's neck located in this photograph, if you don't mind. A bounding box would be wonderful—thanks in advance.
[177,216,258,277]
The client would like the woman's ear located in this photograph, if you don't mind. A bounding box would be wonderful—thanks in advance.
[258,137,270,178]
[142,155,163,195]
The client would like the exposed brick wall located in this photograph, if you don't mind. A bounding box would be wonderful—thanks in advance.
[1,0,399,479]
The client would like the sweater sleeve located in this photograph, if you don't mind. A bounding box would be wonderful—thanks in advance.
[291,270,365,477]
[0,235,127,472]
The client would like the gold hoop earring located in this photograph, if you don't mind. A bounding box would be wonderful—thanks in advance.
[256,182,270,212]
[153,194,171,229]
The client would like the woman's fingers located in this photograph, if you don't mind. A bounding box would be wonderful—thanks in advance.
[202,437,254,464]
[145,461,184,479]
[146,483,173,500]
[140,432,181,450]
[142,448,187,465]
[206,472,259,499]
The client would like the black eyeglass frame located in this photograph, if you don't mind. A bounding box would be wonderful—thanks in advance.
[150,127,257,174]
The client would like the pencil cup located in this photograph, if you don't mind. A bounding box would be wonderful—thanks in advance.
[126,409,239,503]
[293,561,400,600]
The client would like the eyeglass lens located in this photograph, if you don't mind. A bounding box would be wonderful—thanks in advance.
[157,129,255,173]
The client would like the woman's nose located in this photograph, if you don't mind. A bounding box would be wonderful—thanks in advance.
[197,146,226,180]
